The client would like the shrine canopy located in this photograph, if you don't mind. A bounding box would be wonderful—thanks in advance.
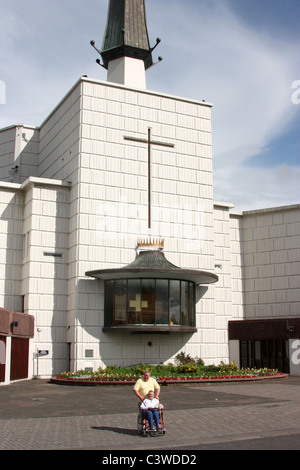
[86,239,218,333]
[86,243,218,285]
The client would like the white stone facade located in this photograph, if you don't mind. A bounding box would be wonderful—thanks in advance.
[0,77,299,380]
[242,205,300,319]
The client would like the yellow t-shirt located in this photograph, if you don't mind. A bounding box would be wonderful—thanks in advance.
[133,377,160,402]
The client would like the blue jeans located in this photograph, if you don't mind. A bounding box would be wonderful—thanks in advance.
[145,409,160,428]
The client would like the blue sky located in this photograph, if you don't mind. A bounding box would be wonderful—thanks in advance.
[0,0,299,211]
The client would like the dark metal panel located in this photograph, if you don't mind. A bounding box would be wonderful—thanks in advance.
[102,0,125,51]
[229,318,300,340]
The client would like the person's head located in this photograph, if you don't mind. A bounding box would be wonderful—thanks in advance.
[148,390,155,399]
[143,370,150,381]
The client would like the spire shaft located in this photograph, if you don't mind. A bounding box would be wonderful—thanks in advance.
[101,0,153,70]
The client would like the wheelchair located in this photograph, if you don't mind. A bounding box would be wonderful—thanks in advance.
[137,408,166,437]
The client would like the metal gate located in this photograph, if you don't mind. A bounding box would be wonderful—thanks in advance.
[0,336,6,382]
[10,337,29,381]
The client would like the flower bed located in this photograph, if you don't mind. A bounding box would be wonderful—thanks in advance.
[52,373,287,385]
[52,361,287,385]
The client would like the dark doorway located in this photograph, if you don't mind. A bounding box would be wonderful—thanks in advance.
[240,339,289,373]
[10,337,29,381]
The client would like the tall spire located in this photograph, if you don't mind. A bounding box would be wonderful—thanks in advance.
[91,0,161,89]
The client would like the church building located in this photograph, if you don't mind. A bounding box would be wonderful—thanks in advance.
[0,0,299,384]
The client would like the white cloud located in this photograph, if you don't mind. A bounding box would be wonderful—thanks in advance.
[213,162,300,211]
[0,0,299,211]
[155,1,298,150]
[149,0,300,210]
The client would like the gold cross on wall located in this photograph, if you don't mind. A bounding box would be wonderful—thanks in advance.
[124,129,174,229]
[129,294,148,312]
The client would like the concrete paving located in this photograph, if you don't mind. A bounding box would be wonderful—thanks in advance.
[0,376,299,451]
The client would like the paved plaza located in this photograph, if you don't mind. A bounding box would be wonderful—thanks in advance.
[0,376,299,451]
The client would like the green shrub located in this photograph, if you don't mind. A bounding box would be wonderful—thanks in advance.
[218,361,239,374]
[105,365,121,374]
[176,363,199,375]
[150,364,177,376]
[175,352,204,367]
[202,364,219,373]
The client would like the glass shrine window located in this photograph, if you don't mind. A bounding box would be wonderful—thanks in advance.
[104,279,196,328]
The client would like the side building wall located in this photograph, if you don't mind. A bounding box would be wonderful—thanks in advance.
[0,126,39,184]
[0,183,24,312]
[229,204,300,375]
[242,205,300,319]
[21,179,70,378]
